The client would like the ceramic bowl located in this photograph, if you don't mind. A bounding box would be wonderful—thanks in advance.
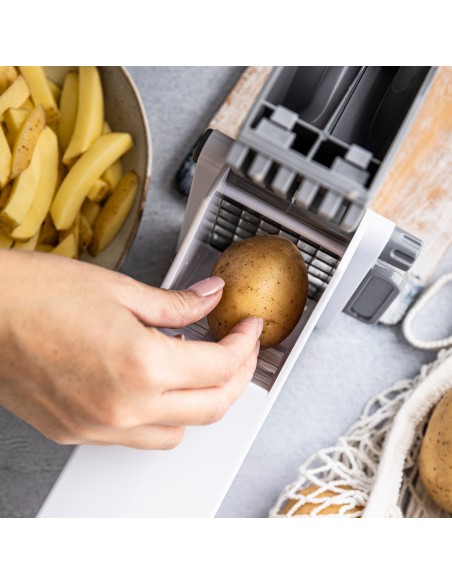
[45,66,152,271]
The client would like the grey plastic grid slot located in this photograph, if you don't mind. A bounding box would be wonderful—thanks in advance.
[272,166,297,198]
[331,67,431,160]
[209,195,340,301]
[294,179,319,209]
[264,67,362,129]
[181,318,286,390]
[379,226,422,271]
[167,189,337,391]
[228,66,432,235]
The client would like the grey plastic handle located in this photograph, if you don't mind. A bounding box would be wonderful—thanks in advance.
[344,226,422,323]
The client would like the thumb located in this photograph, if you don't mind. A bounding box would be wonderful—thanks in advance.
[118,276,225,328]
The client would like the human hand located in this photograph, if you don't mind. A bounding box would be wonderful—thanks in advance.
[0,250,262,449]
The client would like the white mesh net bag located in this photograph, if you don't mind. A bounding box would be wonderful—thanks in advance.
[269,347,452,518]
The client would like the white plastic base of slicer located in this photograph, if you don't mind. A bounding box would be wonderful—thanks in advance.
[38,209,394,518]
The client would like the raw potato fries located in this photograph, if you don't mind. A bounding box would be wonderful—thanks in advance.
[0,66,139,259]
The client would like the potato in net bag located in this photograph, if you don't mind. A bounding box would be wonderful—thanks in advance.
[269,347,452,518]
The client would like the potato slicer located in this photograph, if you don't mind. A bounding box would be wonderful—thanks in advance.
[39,66,436,518]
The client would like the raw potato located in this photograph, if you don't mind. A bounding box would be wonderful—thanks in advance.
[418,389,452,513]
[21,99,34,111]
[11,127,59,240]
[18,66,60,123]
[0,230,13,249]
[102,158,123,190]
[47,79,61,103]
[0,66,18,94]
[0,75,30,118]
[101,121,124,188]
[52,233,77,258]
[10,104,46,179]
[0,66,140,261]
[208,235,308,349]
[90,171,139,256]
[86,178,110,203]
[58,71,79,153]
[14,231,39,250]
[36,243,53,253]
[0,125,11,188]
[81,198,101,226]
[59,214,80,249]
[280,485,364,517]
[50,132,133,230]
[39,214,58,245]
[0,129,42,233]
[3,108,29,146]
[63,66,103,165]
[79,214,93,252]
[0,183,12,210]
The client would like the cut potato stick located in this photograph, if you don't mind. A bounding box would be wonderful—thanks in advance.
[79,214,93,252]
[0,230,13,249]
[11,127,59,240]
[51,132,133,230]
[0,183,12,211]
[47,79,61,103]
[3,107,29,147]
[101,120,124,189]
[0,66,18,94]
[63,66,103,165]
[48,121,59,135]
[0,125,12,188]
[21,98,34,111]
[59,214,80,248]
[56,162,66,190]
[36,243,53,253]
[81,198,101,226]
[102,121,112,134]
[0,75,30,119]
[10,104,46,179]
[14,230,39,250]
[52,233,77,258]
[58,72,79,154]
[87,178,110,203]
[0,67,140,260]
[39,214,58,245]
[90,171,139,256]
[0,132,42,233]
[19,66,60,123]
[102,158,123,190]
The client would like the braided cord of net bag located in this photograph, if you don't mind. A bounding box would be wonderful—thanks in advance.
[269,347,452,518]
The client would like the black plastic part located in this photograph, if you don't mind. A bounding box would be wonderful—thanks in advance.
[193,128,214,163]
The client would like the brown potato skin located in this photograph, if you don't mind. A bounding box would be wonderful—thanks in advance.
[418,389,452,513]
[207,235,308,349]
[281,485,363,516]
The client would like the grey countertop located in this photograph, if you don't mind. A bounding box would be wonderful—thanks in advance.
[0,67,451,518]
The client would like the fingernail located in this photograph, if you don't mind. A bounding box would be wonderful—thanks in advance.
[188,276,225,297]
[255,340,261,355]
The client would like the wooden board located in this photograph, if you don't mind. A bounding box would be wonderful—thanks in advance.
[207,66,273,137]
[194,66,451,283]
[370,67,452,282]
